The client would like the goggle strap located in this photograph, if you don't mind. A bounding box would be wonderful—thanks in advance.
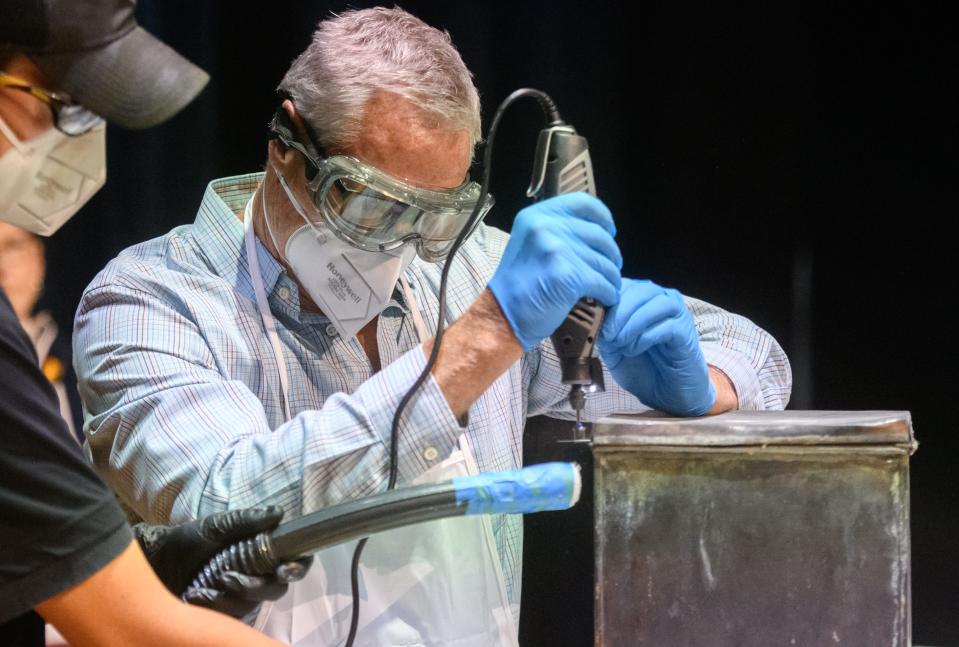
[268,106,295,141]
[269,106,326,157]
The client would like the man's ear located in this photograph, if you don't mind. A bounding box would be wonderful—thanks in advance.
[267,137,294,168]
[283,99,314,148]
[268,102,299,171]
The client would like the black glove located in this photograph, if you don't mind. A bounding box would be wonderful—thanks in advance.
[133,506,310,619]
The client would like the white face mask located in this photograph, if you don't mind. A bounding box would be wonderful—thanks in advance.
[0,116,106,236]
[266,172,416,339]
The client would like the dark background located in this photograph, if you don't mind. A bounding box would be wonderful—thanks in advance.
[39,1,956,643]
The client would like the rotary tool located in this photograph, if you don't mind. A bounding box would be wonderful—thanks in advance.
[527,112,606,435]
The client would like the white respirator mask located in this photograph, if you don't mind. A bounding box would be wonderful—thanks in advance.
[0,115,106,236]
[264,170,416,339]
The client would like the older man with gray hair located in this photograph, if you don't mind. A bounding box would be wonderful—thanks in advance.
[75,6,791,645]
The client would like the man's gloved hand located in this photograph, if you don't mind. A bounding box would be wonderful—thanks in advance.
[133,506,310,619]
[489,193,622,350]
[598,278,716,416]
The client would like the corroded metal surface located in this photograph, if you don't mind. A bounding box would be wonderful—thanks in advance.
[593,410,916,448]
[594,412,913,647]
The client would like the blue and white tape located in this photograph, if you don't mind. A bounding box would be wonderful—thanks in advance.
[452,462,582,516]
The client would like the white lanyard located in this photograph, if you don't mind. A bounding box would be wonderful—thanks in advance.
[243,187,427,423]
[399,274,429,342]
[244,194,292,421]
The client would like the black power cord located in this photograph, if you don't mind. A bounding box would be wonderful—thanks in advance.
[343,88,560,646]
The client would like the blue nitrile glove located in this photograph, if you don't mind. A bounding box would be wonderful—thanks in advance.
[489,193,622,350]
[598,278,716,416]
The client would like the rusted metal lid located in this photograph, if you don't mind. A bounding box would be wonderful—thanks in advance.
[592,410,915,450]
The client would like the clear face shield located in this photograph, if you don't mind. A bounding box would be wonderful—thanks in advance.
[270,108,493,263]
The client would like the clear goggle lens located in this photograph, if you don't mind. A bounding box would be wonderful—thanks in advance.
[313,166,493,261]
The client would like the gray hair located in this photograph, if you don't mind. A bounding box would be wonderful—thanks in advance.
[278,7,481,153]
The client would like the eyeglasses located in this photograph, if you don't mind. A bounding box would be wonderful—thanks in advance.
[0,72,104,136]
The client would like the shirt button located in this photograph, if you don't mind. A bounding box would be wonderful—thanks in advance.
[278,286,291,300]
[325,324,338,338]
[423,446,439,461]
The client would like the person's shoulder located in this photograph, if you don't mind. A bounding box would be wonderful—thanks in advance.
[468,222,509,263]
[84,174,261,302]
[409,222,507,285]
[82,225,198,298]
[449,222,509,281]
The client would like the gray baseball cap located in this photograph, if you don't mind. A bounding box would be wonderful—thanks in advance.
[0,0,209,129]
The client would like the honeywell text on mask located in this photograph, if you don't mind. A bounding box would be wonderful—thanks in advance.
[326,261,363,304]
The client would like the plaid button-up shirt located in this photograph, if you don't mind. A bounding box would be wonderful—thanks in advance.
[74,173,791,615]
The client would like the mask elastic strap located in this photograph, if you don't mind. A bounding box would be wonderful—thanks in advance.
[399,274,429,343]
[274,167,314,227]
[0,115,29,154]
[244,191,292,421]
[261,180,285,260]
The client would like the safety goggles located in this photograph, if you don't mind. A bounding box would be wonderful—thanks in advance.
[0,72,104,136]
[272,114,493,262]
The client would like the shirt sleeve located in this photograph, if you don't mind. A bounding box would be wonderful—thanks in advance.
[686,295,792,411]
[525,294,792,418]
[74,283,463,525]
[0,300,132,623]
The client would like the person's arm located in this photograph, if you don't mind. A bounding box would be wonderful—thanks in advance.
[75,280,467,523]
[74,193,620,525]
[37,540,285,647]
[524,285,791,419]
[418,290,728,418]
[707,367,738,413]
[134,507,308,619]
[686,295,792,410]
[421,289,523,417]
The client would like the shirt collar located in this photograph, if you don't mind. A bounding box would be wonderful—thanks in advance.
[191,173,284,303]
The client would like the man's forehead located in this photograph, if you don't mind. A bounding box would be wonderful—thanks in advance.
[357,92,457,147]
[347,91,471,189]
